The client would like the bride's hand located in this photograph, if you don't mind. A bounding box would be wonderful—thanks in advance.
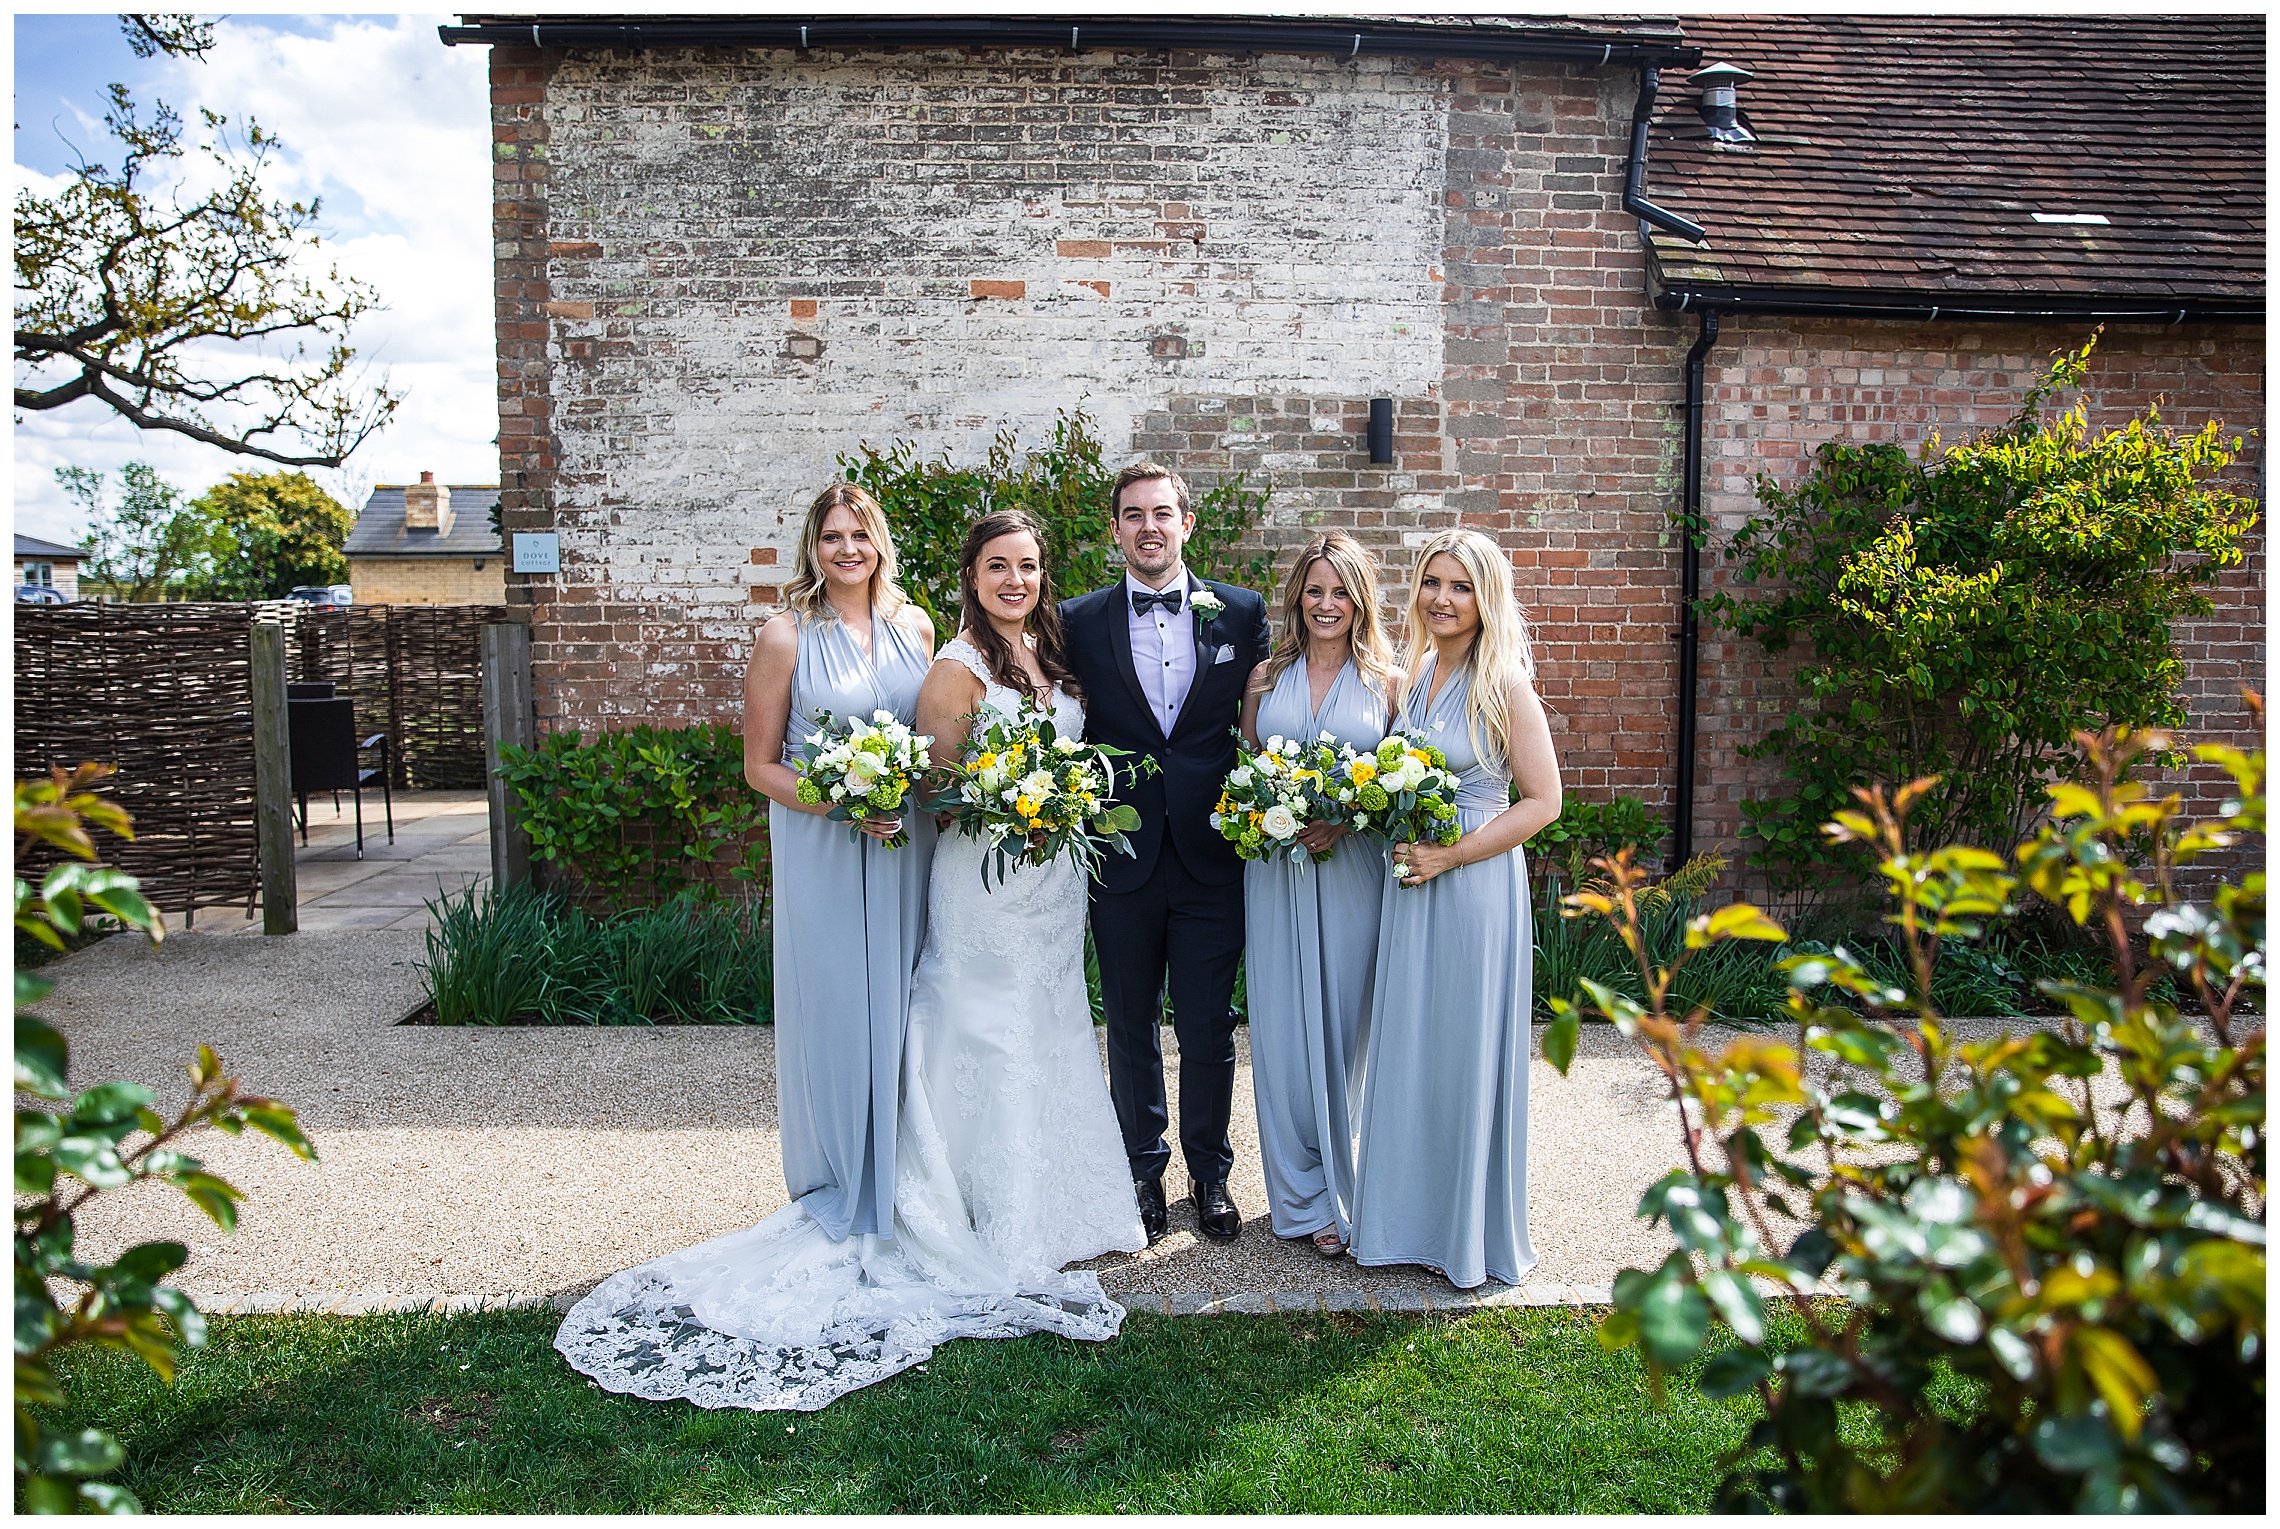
[856,814,903,843]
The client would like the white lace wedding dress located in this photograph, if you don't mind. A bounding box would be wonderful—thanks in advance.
[556,638,1145,1411]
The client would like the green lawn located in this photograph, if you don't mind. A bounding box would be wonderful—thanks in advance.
[45,1305,1821,1513]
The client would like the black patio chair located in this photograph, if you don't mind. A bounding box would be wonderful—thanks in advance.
[286,681,336,700]
[287,697,394,857]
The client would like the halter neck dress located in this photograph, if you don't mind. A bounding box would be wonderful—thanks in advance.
[769,606,937,1242]
[1349,655,1537,1289]
[1241,655,1390,1243]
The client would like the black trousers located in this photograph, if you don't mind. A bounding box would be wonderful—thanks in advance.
[1089,841,1244,1185]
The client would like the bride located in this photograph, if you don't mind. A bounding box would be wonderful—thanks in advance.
[556,509,1144,1411]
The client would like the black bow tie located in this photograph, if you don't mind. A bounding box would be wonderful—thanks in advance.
[1131,587,1184,616]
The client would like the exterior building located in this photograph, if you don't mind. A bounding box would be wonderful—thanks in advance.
[344,473,507,605]
[14,535,83,600]
[445,12,2263,870]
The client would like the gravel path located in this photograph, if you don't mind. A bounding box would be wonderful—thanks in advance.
[46,928,1700,1312]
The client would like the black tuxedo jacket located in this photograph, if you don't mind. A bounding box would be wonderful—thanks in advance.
[1061,573,1272,895]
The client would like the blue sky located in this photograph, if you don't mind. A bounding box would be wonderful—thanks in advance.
[12,13,495,544]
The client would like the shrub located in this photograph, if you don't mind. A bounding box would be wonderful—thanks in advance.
[1534,853,1790,1024]
[838,406,1276,629]
[1532,792,1661,892]
[14,765,313,1513]
[495,723,767,907]
[1705,333,2258,893]
[1544,710,2265,1512]
[421,882,771,1026]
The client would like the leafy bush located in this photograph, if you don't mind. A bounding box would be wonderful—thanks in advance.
[1544,712,2265,1512]
[1705,334,2258,892]
[15,765,313,1513]
[421,882,770,1026]
[1532,793,1661,892]
[495,723,767,907]
[1534,854,1790,1024]
[838,406,1276,628]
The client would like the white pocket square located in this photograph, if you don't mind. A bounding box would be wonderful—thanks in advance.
[1213,644,1236,664]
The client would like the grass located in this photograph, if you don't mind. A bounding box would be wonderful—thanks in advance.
[41,1305,1861,1513]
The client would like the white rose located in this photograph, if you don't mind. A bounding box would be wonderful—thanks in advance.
[1255,754,1281,776]
[846,754,882,787]
[1228,766,1254,789]
[873,709,893,724]
[1352,814,1369,831]
[1191,588,1225,617]
[1266,735,1285,754]
[1052,736,1080,754]
[1020,770,1055,799]
[1260,804,1299,841]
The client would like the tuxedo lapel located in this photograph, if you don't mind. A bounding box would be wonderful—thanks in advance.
[1102,586,1150,721]
[1168,572,1219,739]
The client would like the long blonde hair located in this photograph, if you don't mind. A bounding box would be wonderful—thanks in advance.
[783,481,911,622]
[1401,528,1536,766]
[1251,531,1400,712]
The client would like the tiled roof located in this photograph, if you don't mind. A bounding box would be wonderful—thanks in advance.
[14,534,83,560]
[345,485,504,559]
[1643,15,2264,313]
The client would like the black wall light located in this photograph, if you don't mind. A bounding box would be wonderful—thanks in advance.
[1367,398,1394,464]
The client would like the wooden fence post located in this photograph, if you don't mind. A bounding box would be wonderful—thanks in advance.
[249,621,298,935]
[481,620,535,889]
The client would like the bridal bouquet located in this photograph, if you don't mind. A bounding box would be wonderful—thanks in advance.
[792,708,931,849]
[1214,734,1333,863]
[1343,733,1462,885]
[938,703,1144,887]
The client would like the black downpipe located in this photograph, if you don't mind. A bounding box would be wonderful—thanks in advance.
[1672,308,1719,872]
[1624,68,1707,245]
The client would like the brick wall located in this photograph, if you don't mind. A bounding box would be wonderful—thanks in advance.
[348,557,509,606]
[488,42,2264,881]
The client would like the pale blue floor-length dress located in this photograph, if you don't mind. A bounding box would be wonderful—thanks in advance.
[768,608,937,1242]
[1349,656,1537,1288]
[1242,656,1389,1241]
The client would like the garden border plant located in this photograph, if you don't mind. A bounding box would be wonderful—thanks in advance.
[1545,706,2265,1512]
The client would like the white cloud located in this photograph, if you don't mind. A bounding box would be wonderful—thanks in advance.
[11,14,494,544]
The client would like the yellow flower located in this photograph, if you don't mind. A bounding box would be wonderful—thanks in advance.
[1016,796,1040,819]
[1349,759,1377,785]
[975,751,997,770]
[1408,749,1430,765]
[1246,811,1263,830]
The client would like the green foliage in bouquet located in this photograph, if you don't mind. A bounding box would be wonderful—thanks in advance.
[935,703,1144,890]
[837,407,1275,627]
[1544,710,2265,1512]
[496,723,767,906]
[15,766,314,1514]
[1705,333,2258,892]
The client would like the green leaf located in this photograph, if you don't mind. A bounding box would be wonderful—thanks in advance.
[76,1481,142,1514]
[1779,1346,1855,1398]
[1543,1007,1580,1075]
[35,1427,126,1477]
[1697,1346,1773,1399]
[175,1170,243,1231]
[69,1081,157,1127]
[108,1240,190,1283]
[51,1136,133,1189]
[1635,1255,1712,1368]
[15,1014,69,1096]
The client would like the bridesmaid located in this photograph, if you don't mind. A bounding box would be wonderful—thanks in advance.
[742,482,938,1242]
[1238,532,1401,1258]
[1349,528,1562,1289]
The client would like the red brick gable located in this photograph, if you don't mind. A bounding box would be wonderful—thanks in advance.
[1644,14,2263,313]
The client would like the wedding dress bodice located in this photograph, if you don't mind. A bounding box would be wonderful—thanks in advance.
[935,635,1084,740]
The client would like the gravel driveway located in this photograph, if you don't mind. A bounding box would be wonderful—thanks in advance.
[46,928,1700,1313]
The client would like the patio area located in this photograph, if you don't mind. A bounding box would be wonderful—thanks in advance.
[208,788,491,936]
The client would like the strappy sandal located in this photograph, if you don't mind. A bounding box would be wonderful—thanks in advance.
[1310,1229,1346,1259]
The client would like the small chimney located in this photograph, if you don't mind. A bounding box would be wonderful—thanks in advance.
[1691,62,1757,145]
[403,471,454,535]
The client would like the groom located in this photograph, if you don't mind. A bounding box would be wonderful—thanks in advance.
[1061,463,1271,1244]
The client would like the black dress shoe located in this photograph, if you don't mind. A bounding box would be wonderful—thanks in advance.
[1191,1179,1242,1242]
[1134,1177,1168,1244]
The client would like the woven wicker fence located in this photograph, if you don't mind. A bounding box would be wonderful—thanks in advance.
[15,602,508,919]
[14,604,262,921]
[290,604,504,789]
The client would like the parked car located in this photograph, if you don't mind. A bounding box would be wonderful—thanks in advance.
[286,584,354,610]
[15,584,67,605]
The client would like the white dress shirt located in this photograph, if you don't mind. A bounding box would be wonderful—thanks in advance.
[1125,565,1196,736]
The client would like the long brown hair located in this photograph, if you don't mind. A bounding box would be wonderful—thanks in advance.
[1250,531,1401,713]
[958,510,1081,705]
[783,481,911,622]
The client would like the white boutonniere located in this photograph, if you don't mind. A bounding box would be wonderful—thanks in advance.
[1189,587,1225,619]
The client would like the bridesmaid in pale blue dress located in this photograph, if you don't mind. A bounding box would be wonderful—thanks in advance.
[743,482,937,1242]
[1237,532,1401,1258]
[1350,528,1563,1289]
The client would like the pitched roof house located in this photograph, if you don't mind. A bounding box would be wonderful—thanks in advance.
[15,534,84,601]
[345,473,506,605]
[443,11,2262,872]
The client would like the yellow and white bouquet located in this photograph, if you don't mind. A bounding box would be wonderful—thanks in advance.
[1337,732,1462,884]
[938,703,1144,887]
[792,708,931,849]
[1214,733,1333,863]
